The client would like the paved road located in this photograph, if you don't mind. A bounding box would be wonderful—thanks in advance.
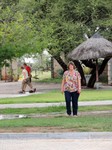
[0,133,112,150]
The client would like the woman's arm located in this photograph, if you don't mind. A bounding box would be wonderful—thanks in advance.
[61,79,65,94]
[77,77,81,94]
[77,71,81,94]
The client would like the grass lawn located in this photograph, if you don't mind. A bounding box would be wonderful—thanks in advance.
[0,105,112,114]
[36,78,61,83]
[0,114,111,132]
[0,89,112,104]
[0,101,111,132]
[1,70,112,132]
[0,105,111,132]
[37,71,51,79]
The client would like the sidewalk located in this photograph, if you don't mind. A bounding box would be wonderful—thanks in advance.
[0,133,112,150]
[0,139,111,150]
[0,81,60,94]
[0,100,112,109]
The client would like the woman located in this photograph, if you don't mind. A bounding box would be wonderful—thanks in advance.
[19,66,36,93]
[61,61,81,116]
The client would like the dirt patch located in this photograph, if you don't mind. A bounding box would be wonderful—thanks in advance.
[0,127,77,133]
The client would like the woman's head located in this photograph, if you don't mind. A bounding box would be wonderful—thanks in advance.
[21,66,24,70]
[67,61,75,70]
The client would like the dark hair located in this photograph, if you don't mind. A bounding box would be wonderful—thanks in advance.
[67,61,76,69]
[21,66,24,69]
[23,63,27,66]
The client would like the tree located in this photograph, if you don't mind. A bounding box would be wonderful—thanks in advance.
[0,0,112,86]
[32,0,112,86]
[0,0,39,79]
[0,0,41,71]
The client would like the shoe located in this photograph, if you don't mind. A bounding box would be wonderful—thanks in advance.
[19,90,25,94]
[73,115,78,117]
[29,88,36,93]
[33,88,36,92]
[66,113,71,117]
[29,90,34,93]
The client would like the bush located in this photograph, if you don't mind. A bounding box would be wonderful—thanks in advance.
[99,74,108,83]
[57,69,64,77]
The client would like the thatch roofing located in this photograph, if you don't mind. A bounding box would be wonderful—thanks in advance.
[68,33,112,60]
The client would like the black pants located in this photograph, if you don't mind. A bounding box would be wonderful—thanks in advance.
[64,91,79,115]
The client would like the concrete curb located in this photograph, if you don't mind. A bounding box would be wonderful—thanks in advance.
[0,132,112,139]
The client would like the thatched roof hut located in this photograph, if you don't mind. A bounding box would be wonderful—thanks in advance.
[68,33,112,83]
[68,33,112,60]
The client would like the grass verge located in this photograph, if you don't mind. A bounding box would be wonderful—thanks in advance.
[0,105,111,132]
[0,90,112,104]
[0,114,111,132]
[34,78,61,83]
[0,105,112,114]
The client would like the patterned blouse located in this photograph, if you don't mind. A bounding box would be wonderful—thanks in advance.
[63,70,81,92]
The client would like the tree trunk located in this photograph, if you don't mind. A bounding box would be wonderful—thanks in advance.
[73,60,86,86]
[53,55,67,71]
[9,59,13,82]
[0,68,2,80]
[51,57,54,78]
[87,68,96,88]
[99,58,110,74]
[53,55,86,85]
[87,58,110,88]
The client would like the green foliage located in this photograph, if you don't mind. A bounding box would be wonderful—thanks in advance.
[31,0,112,60]
[99,74,108,83]
[0,0,112,68]
[0,0,42,68]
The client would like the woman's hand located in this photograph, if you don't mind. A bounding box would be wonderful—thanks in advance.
[23,79,26,82]
[77,88,81,94]
[61,87,64,94]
